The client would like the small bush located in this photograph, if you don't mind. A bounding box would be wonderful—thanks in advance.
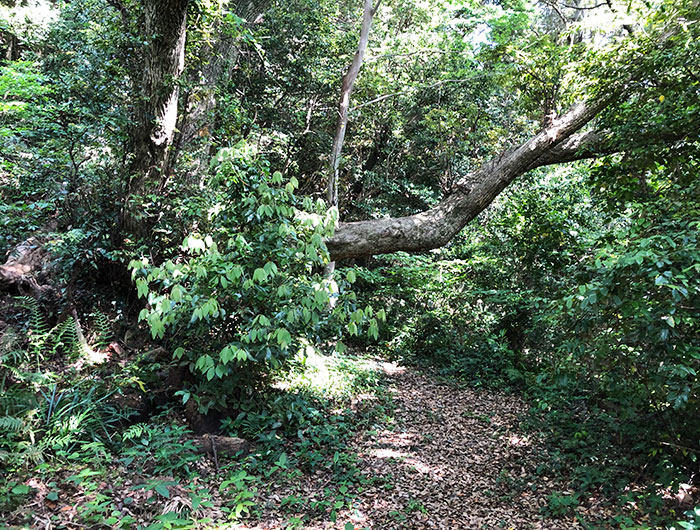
[131,142,381,410]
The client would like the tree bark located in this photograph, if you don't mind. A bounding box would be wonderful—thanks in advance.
[326,97,616,260]
[171,0,270,176]
[0,28,21,62]
[0,237,48,293]
[127,0,189,196]
[325,8,699,261]
[327,0,379,207]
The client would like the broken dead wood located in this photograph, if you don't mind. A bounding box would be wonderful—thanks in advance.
[195,434,251,460]
[0,237,49,293]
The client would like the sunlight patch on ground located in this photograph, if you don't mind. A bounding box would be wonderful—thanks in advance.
[369,447,435,475]
[367,431,443,477]
[508,434,531,447]
[272,348,382,400]
[378,360,405,375]
[69,344,109,370]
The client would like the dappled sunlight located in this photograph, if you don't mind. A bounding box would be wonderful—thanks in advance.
[368,447,436,475]
[378,360,406,375]
[659,482,697,507]
[271,348,383,401]
[367,431,442,475]
[2,0,697,527]
[211,365,565,529]
[508,434,531,447]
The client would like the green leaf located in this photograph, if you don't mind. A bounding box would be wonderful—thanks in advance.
[171,285,182,301]
[276,328,292,348]
[253,268,267,283]
[136,278,149,299]
[368,318,379,340]
[220,345,234,364]
[154,484,170,498]
[176,390,190,404]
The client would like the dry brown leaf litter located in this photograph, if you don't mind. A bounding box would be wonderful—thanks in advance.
[241,362,580,530]
[12,362,669,529]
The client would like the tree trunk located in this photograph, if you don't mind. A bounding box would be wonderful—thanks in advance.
[0,28,21,62]
[127,0,189,197]
[171,0,270,176]
[327,0,379,207]
[325,8,699,261]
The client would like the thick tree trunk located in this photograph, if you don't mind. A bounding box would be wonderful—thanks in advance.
[327,98,614,260]
[171,0,270,175]
[127,0,189,196]
[169,33,238,178]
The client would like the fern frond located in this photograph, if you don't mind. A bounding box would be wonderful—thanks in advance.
[122,423,147,441]
[0,348,27,368]
[17,296,49,349]
[0,390,39,415]
[93,312,112,349]
[18,442,45,464]
[3,365,49,387]
[49,317,79,357]
[0,415,24,432]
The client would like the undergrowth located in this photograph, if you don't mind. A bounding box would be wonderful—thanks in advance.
[0,293,393,529]
[352,247,698,529]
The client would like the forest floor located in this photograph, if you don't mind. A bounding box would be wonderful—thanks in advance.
[241,361,606,529]
[3,340,690,529]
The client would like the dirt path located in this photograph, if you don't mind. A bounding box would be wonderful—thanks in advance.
[343,363,570,529]
[246,362,577,529]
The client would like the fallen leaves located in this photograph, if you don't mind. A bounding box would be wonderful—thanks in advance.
[245,362,568,529]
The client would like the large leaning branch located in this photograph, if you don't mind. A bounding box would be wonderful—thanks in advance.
[326,97,615,260]
[326,3,699,261]
[327,100,695,261]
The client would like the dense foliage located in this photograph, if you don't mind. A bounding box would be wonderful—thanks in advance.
[131,142,381,410]
[1,0,698,527]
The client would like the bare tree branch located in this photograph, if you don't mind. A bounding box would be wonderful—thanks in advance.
[328,0,380,207]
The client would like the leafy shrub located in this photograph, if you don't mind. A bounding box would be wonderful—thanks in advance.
[557,214,699,415]
[121,422,200,477]
[131,143,380,410]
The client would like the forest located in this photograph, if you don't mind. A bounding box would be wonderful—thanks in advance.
[0,0,698,527]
